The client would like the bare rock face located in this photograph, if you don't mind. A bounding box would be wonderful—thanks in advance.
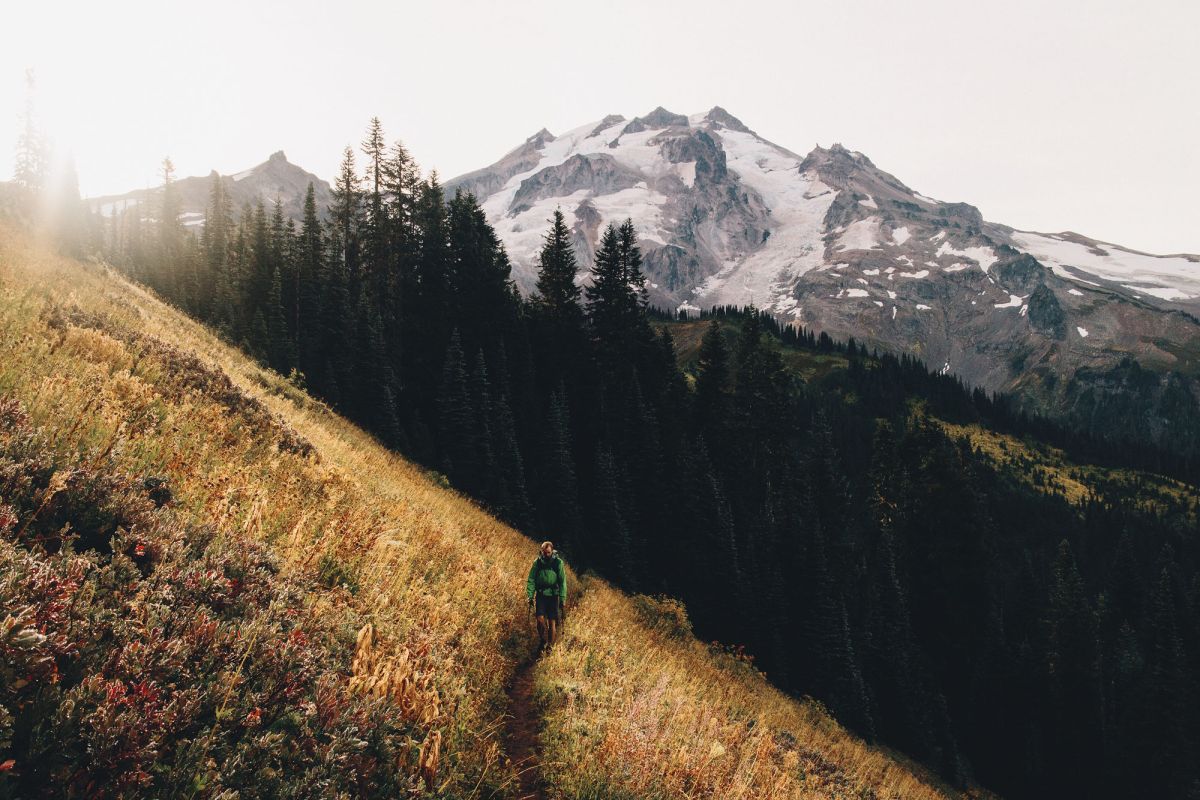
[511,154,641,215]
[442,106,1200,448]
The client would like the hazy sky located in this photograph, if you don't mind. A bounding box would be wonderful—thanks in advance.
[3,0,1197,253]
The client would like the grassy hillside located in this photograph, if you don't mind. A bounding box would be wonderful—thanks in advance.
[936,417,1198,515]
[0,227,961,798]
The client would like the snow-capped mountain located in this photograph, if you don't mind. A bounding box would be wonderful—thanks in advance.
[90,151,332,228]
[446,106,1200,425]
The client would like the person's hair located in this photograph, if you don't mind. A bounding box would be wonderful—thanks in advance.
[540,541,553,552]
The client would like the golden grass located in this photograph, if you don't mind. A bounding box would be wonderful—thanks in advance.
[0,226,963,799]
[535,582,959,799]
[938,418,1198,516]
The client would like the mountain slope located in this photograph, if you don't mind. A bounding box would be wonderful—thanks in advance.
[445,107,1200,449]
[89,151,332,226]
[0,227,960,798]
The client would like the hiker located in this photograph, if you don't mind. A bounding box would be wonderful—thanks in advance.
[526,541,566,653]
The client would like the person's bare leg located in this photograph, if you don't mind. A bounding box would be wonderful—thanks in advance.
[547,619,557,648]
[535,615,547,651]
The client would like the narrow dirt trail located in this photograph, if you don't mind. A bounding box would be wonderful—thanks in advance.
[505,656,547,800]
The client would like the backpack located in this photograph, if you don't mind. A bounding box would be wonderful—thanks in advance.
[534,556,561,593]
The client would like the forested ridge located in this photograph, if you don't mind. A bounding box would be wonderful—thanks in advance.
[89,118,1200,798]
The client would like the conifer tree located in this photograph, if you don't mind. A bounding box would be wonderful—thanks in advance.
[13,69,48,192]
[436,331,473,482]
[539,385,583,559]
[586,220,650,370]
[591,442,634,586]
[533,209,583,316]
[266,265,290,372]
[694,320,730,435]
[1045,540,1104,794]
[330,145,362,276]
[296,183,323,375]
[203,174,234,325]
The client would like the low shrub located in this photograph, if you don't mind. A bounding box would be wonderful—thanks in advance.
[0,396,437,798]
[632,593,693,640]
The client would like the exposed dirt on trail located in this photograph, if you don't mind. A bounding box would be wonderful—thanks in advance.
[504,656,547,800]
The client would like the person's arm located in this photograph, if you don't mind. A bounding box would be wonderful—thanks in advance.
[526,561,537,600]
[557,558,568,601]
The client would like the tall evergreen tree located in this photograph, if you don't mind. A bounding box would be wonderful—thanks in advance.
[436,331,473,483]
[330,145,363,276]
[538,385,584,559]
[1045,540,1104,794]
[533,209,583,316]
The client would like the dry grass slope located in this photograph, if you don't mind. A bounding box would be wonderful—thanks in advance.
[0,226,966,798]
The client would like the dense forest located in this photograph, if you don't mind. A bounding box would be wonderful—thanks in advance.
[78,118,1200,798]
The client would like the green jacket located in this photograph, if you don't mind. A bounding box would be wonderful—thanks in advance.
[526,554,567,600]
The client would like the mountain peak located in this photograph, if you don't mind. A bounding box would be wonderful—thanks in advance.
[527,128,556,147]
[639,106,689,128]
[267,150,288,164]
[620,107,690,137]
[703,106,752,134]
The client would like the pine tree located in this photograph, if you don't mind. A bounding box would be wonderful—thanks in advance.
[694,320,730,435]
[360,116,389,284]
[13,69,48,192]
[1044,540,1104,793]
[488,348,532,528]
[586,220,650,371]
[1144,567,1189,790]
[538,385,584,560]
[156,157,184,295]
[266,265,290,372]
[533,209,583,316]
[436,331,473,483]
[203,174,234,326]
[591,442,634,587]
[296,183,323,376]
[448,190,517,354]
[330,145,362,276]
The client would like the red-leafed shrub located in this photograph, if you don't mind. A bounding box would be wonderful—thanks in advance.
[0,399,437,798]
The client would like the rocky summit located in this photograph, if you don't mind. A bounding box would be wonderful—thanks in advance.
[90,150,332,229]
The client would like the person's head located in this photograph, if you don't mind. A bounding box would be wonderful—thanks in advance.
[540,541,554,558]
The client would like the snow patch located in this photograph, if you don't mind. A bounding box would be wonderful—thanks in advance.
[1077,326,1089,338]
[859,195,878,209]
[1068,288,1084,296]
[899,269,930,279]
[994,294,1026,309]
[837,217,882,252]
[674,161,697,188]
[1011,231,1199,300]
[891,226,911,245]
[937,241,998,273]
[1121,284,1191,301]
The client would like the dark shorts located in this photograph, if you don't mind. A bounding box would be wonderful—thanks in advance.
[535,593,561,621]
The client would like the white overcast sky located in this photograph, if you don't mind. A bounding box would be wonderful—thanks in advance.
[2,0,1197,253]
